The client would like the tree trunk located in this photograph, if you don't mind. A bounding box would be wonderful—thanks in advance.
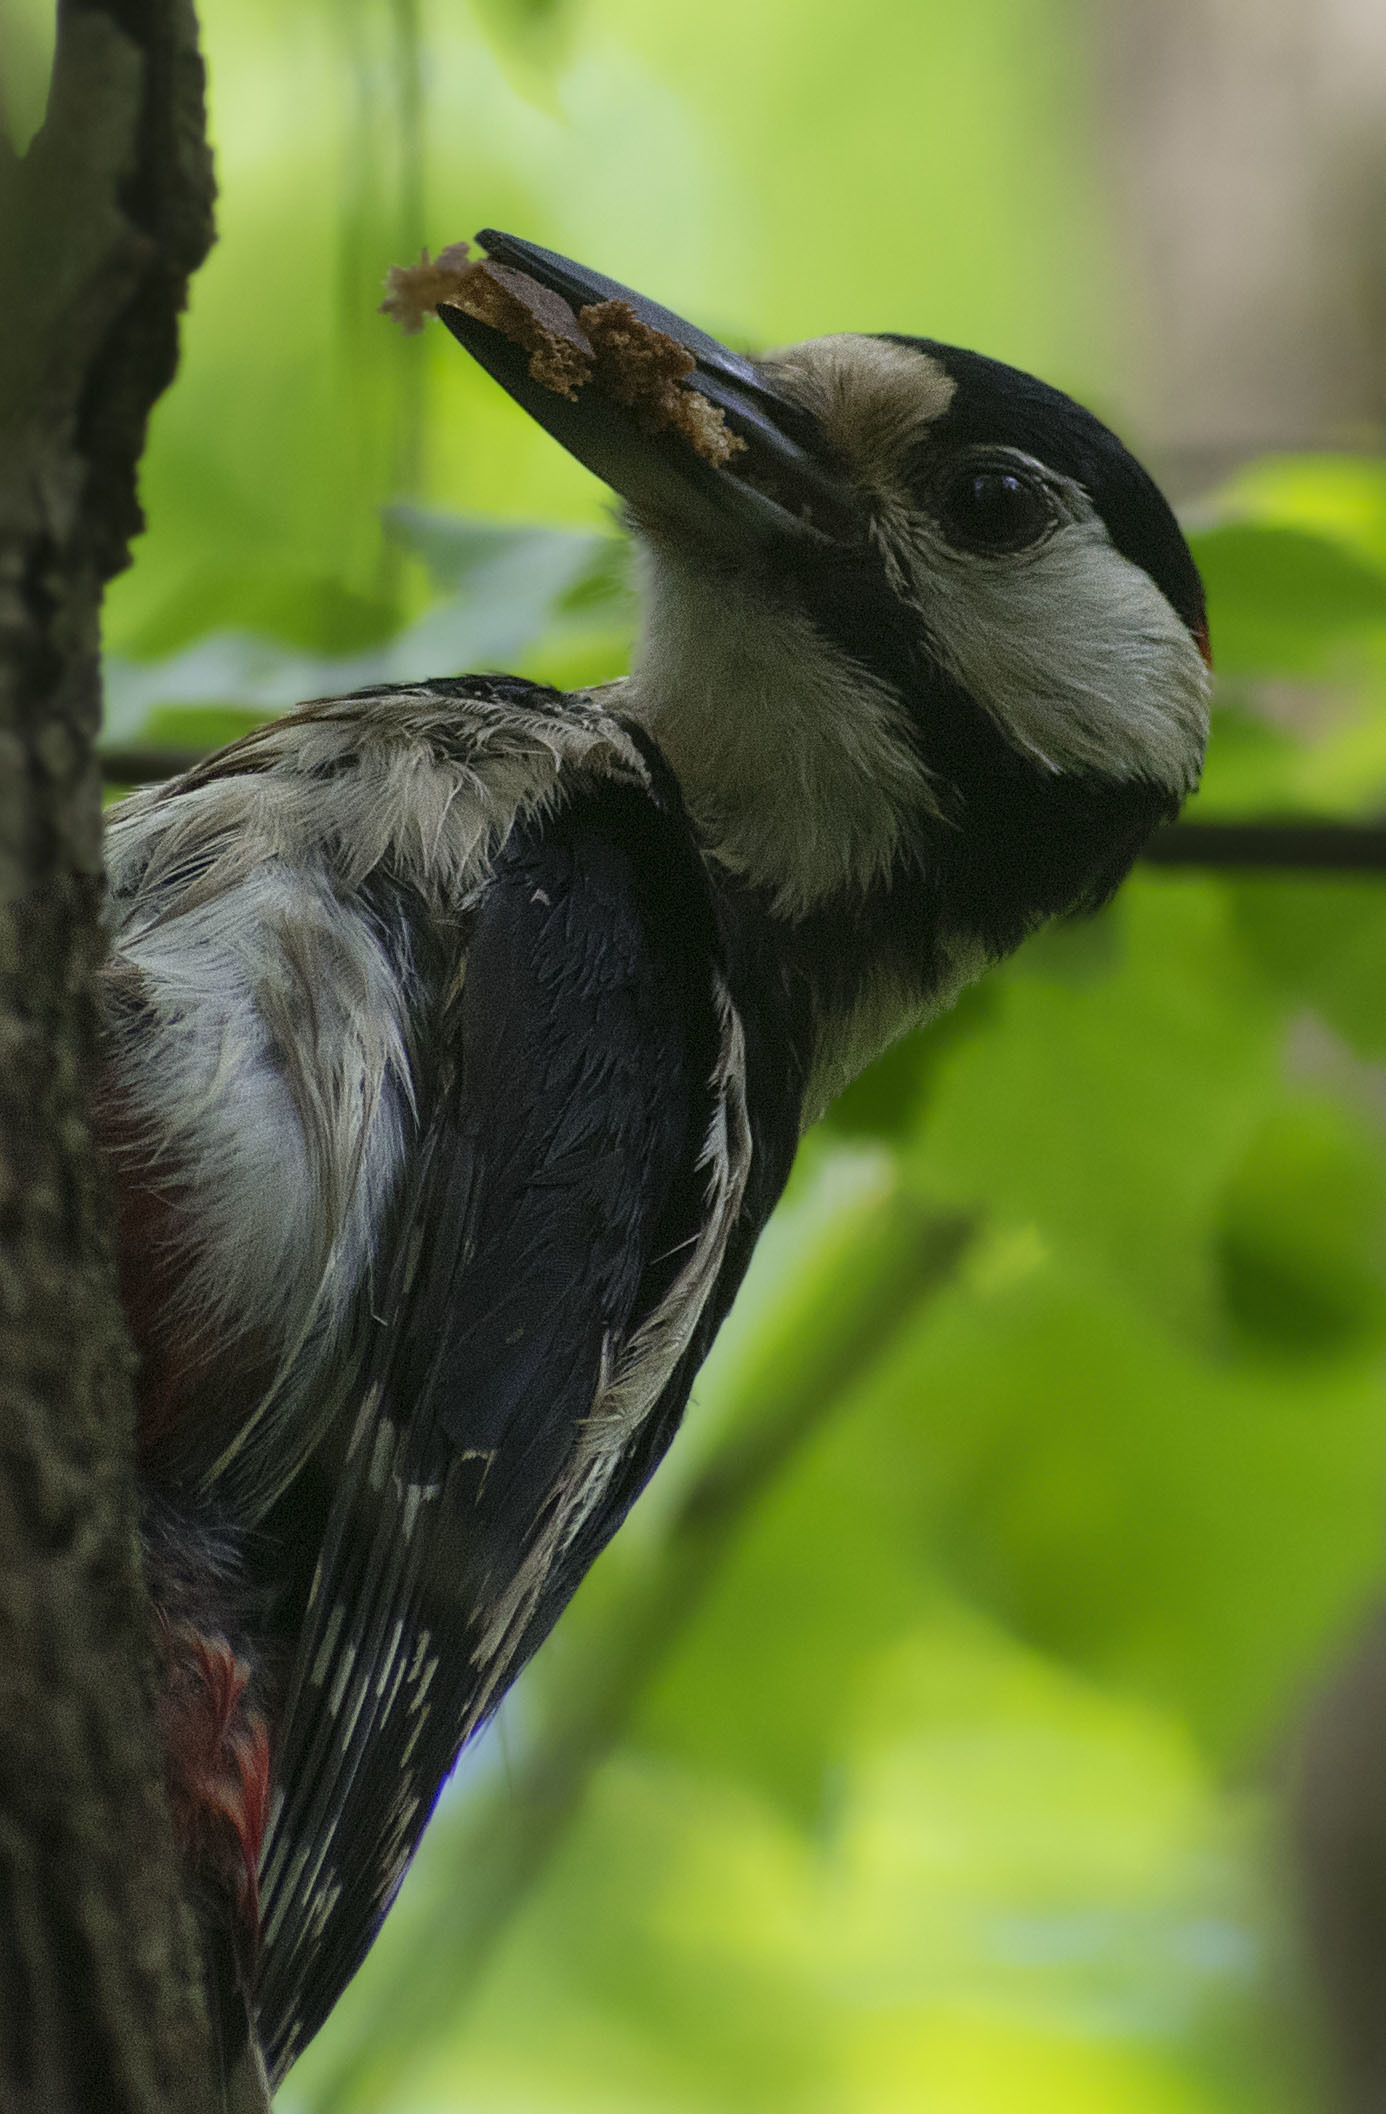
[1103,0,1386,479]
[0,3,218,2107]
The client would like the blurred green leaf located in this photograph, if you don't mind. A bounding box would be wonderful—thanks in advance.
[469,0,580,77]
[109,565,402,662]
[380,503,605,596]
[1216,1099,1386,1358]
[1224,878,1386,1059]
[823,984,1002,1144]
[912,878,1280,1337]
[1189,706,1311,820]
[1217,456,1386,575]
[0,0,55,153]
[1190,523,1386,677]
[102,511,632,747]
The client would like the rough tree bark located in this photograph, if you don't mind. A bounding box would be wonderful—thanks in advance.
[0,2,218,2108]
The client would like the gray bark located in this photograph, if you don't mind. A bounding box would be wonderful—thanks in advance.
[0,3,218,2108]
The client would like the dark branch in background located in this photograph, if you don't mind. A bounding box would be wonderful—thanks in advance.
[0,3,216,2110]
[1144,821,1386,871]
[101,744,213,784]
[100,749,1386,874]
[296,1184,975,2114]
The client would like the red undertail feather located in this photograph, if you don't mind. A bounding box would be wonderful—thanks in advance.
[158,1625,272,1941]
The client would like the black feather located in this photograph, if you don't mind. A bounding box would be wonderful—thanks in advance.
[252,769,795,2077]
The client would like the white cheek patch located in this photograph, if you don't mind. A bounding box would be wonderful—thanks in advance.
[901,509,1210,794]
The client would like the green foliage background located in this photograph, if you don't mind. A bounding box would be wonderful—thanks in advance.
[21,0,1386,2100]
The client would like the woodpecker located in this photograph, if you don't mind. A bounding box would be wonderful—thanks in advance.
[99,231,1211,2100]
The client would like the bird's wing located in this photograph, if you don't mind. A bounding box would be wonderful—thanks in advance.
[252,768,753,2080]
[101,678,659,1514]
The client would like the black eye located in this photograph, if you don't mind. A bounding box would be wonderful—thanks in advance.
[937,465,1056,555]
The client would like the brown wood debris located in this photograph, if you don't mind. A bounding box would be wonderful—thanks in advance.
[382,243,744,465]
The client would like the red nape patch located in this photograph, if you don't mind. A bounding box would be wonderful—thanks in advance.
[1193,617,1213,668]
[158,1626,272,1941]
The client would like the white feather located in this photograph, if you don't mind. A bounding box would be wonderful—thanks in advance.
[102,683,655,1514]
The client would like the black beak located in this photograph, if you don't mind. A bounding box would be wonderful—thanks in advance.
[436,230,864,554]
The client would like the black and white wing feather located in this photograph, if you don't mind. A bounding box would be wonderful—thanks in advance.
[103,678,666,1512]
[246,745,753,2078]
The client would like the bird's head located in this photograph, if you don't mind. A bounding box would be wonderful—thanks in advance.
[435,232,1210,1037]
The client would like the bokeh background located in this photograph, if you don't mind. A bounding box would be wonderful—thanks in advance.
[8,0,1386,2105]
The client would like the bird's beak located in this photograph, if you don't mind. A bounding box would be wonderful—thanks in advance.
[436,230,864,555]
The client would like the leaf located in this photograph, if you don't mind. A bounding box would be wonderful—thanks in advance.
[0,0,56,155]
[468,0,580,80]
[822,983,1001,1144]
[1216,1098,1386,1357]
[101,512,633,746]
[380,504,604,596]
[1189,522,1386,675]
[912,878,1281,1336]
[1223,877,1386,1059]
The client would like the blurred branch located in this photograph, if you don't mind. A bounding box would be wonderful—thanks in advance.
[296,1181,976,2114]
[101,744,211,784]
[1143,821,1386,872]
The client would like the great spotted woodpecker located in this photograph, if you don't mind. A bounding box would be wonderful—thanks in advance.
[98,232,1211,2101]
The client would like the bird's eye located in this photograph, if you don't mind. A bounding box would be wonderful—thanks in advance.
[936,465,1056,555]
